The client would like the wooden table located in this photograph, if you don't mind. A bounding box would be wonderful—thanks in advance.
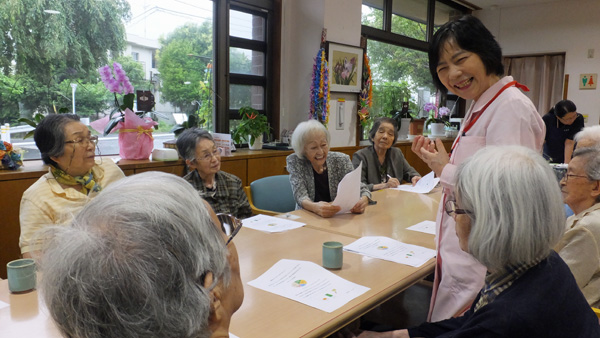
[230,226,434,338]
[0,188,439,338]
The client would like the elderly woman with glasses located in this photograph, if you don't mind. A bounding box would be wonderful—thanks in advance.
[287,119,371,218]
[356,146,600,338]
[352,117,420,191]
[19,114,125,258]
[177,128,252,219]
[39,171,244,338]
[556,146,600,308]
[543,99,584,164]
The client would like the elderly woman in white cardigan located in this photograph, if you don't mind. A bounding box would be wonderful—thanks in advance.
[286,120,371,218]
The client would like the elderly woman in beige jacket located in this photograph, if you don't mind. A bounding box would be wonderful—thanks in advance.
[556,146,600,307]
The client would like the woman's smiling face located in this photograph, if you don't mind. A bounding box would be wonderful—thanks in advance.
[435,40,499,101]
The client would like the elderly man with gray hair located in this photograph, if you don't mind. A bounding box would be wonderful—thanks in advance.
[38,171,244,338]
[557,145,600,308]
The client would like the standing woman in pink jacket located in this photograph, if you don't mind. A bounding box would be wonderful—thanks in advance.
[411,15,545,321]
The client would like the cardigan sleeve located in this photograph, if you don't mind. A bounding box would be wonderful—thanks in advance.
[286,154,312,207]
[557,223,600,290]
[352,150,374,191]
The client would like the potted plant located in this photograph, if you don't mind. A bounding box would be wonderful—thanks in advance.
[423,103,451,137]
[232,106,270,150]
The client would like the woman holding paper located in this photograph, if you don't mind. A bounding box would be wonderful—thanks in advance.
[410,15,544,321]
[287,119,371,218]
[352,117,421,191]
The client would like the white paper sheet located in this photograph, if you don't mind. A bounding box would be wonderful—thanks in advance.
[394,171,440,194]
[0,300,8,310]
[229,333,240,338]
[248,259,370,313]
[407,220,436,235]
[332,162,362,214]
[212,133,233,156]
[242,214,305,233]
[343,236,436,267]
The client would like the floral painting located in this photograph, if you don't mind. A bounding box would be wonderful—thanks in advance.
[327,42,363,93]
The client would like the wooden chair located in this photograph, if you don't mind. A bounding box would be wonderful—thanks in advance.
[244,175,296,216]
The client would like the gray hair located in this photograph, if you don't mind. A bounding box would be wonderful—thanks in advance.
[38,171,230,338]
[572,146,600,202]
[574,125,600,147]
[455,145,565,272]
[176,128,215,161]
[291,119,330,159]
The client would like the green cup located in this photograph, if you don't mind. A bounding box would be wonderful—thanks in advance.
[322,241,343,269]
[7,258,36,294]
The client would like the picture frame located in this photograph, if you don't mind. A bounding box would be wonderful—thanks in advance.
[326,42,363,93]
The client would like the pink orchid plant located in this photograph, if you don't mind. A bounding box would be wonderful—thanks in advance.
[97,63,139,135]
[423,102,451,126]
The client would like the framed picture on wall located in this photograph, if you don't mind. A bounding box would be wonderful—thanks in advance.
[326,42,363,93]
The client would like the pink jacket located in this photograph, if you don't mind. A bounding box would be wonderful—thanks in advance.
[429,76,545,321]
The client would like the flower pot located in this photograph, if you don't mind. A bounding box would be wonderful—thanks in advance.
[398,118,411,141]
[409,119,425,136]
[248,135,263,150]
[429,123,445,137]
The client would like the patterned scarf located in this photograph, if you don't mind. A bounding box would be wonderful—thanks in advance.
[51,165,102,195]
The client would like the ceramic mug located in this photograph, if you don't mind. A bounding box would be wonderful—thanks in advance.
[7,258,36,293]
[322,241,343,269]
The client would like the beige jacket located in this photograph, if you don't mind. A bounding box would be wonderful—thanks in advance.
[556,203,600,308]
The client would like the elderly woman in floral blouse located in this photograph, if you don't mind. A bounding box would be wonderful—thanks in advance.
[177,128,252,219]
[286,119,371,218]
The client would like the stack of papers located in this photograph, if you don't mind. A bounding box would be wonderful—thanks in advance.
[407,220,436,235]
[248,259,370,313]
[344,236,436,267]
[242,214,305,233]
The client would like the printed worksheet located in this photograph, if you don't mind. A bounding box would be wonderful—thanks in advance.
[332,162,362,214]
[407,220,436,235]
[0,300,8,310]
[242,214,305,233]
[394,171,440,194]
[344,236,436,267]
[248,259,370,313]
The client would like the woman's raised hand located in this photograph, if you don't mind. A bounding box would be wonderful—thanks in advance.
[411,136,449,177]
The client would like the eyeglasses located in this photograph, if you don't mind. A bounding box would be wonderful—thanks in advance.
[557,113,580,125]
[194,147,223,162]
[444,199,472,218]
[216,213,242,245]
[65,135,99,147]
[560,172,589,182]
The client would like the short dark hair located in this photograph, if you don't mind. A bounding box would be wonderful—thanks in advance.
[369,117,399,144]
[549,99,577,118]
[176,128,214,161]
[429,15,504,94]
[34,114,80,167]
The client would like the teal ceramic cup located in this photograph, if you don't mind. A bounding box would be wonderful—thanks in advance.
[322,241,343,269]
[7,258,36,293]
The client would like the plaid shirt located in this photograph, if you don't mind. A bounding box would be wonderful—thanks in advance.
[474,256,544,312]
[183,170,252,219]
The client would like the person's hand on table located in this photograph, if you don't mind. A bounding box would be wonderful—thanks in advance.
[385,177,400,188]
[411,176,421,186]
[411,136,449,177]
[314,201,341,218]
[350,196,369,214]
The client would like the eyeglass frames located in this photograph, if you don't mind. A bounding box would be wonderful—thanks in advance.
[216,213,242,245]
[65,135,99,148]
[444,199,472,218]
[194,147,224,163]
[560,172,589,183]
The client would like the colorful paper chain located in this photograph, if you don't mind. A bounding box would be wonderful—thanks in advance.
[310,48,330,124]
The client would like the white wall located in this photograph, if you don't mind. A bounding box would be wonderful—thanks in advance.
[476,0,600,125]
[280,0,363,147]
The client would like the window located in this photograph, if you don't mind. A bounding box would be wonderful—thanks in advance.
[360,0,468,138]
[2,0,277,159]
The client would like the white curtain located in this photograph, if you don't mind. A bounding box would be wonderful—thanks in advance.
[503,54,565,116]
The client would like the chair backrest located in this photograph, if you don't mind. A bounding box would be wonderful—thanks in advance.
[250,175,296,213]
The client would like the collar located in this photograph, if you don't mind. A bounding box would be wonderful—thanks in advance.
[568,203,600,228]
[189,170,226,198]
[470,76,514,113]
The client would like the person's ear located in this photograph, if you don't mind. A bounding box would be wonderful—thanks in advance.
[591,180,600,199]
[204,272,224,325]
[186,158,197,171]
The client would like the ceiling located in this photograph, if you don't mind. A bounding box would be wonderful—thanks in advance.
[458,0,571,10]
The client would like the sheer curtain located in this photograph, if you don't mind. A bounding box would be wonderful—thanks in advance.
[503,54,565,116]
